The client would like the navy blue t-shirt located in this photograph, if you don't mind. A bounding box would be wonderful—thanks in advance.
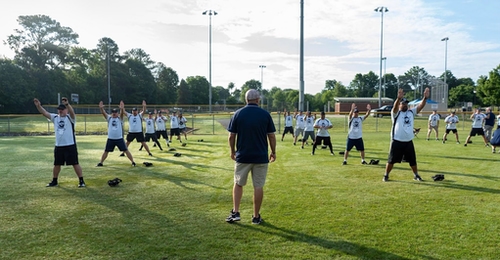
[227,104,276,163]
[485,112,495,126]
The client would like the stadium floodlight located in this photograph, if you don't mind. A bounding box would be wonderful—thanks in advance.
[375,6,388,107]
[202,10,217,113]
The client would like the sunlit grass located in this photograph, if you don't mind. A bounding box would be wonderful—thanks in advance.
[1,117,499,259]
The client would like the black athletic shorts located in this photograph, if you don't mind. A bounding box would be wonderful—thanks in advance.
[469,128,484,136]
[445,129,458,134]
[388,140,417,166]
[105,138,128,152]
[170,128,180,136]
[126,132,145,142]
[54,144,79,166]
[284,126,294,134]
[314,136,332,146]
[346,138,364,151]
[156,130,168,139]
[144,133,158,142]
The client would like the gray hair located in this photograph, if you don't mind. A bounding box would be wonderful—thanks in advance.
[245,89,261,103]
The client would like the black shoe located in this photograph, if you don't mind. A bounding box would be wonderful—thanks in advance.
[485,144,490,147]
[342,161,347,165]
[414,175,423,181]
[464,144,467,147]
[78,182,86,188]
[149,153,153,156]
[119,153,125,157]
[361,161,367,165]
[225,210,241,223]
[293,142,296,146]
[442,140,445,144]
[252,214,263,225]
[383,175,389,182]
[96,163,103,167]
[153,144,156,147]
[46,181,58,187]
[132,162,136,167]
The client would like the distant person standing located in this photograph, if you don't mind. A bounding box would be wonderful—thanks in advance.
[343,103,371,165]
[169,111,181,143]
[311,111,333,155]
[97,101,136,167]
[301,111,316,149]
[34,97,85,187]
[281,109,294,141]
[426,110,440,141]
[293,110,305,146]
[383,88,429,182]
[120,100,152,156]
[178,112,188,141]
[483,107,495,142]
[140,111,163,151]
[226,89,276,225]
[464,108,489,147]
[442,110,460,144]
[155,110,169,147]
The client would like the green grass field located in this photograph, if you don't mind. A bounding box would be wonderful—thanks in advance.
[1,117,499,259]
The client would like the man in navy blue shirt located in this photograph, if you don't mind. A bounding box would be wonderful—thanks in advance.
[226,89,276,225]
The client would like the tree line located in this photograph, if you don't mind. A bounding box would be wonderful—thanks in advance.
[1,15,499,114]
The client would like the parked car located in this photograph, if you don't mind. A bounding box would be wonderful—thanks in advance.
[370,105,393,117]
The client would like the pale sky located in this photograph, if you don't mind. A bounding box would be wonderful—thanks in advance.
[1,0,499,94]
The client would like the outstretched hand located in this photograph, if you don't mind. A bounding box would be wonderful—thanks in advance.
[423,87,430,99]
[397,88,404,99]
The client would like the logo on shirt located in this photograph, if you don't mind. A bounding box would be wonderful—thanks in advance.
[58,120,65,129]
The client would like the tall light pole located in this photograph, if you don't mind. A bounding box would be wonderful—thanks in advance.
[299,0,305,111]
[375,6,388,107]
[106,42,111,112]
[441,37,449,86]
[259,65,266,107]
[382,57,387,97]
[203,10,217,113]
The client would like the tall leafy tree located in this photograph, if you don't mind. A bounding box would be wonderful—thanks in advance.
[448,84,475,108]
[349,71,378,97]
[476,64,500,106]
[177,79,191,105]
[0,59,35,113]
[156,64,179,104]
[186,76,209,105]
[240,79,262,101]
[5,15,79,71]
[403,66,430,100]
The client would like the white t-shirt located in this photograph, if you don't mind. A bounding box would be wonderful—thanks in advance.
[428,114,440,127]
[106,115,124,140]
[144,118,155,134]
[348,116,366,139]
[304,116,316,131]
[314,118,332,137]
[126,112,143,133]
[178,116,187,129]
[155,115,168,131]
[285,115,293,127]
[471,113,486,128]
[51,114,75,146]
[444,115,459,130]
[391,108,417,142]
[170,115,179,129]
[295,114,305,128]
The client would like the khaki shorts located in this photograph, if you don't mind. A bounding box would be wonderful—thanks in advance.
[234,163,268,188]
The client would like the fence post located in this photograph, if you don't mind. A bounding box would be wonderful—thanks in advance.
[191,114,194,136]
[212,114,215,135]
[8,116,11,135]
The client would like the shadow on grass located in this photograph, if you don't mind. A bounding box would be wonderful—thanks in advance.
[432,154,490,162]
[410,181,500,194]
[236,221,414,260]
[422,169,500,181]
